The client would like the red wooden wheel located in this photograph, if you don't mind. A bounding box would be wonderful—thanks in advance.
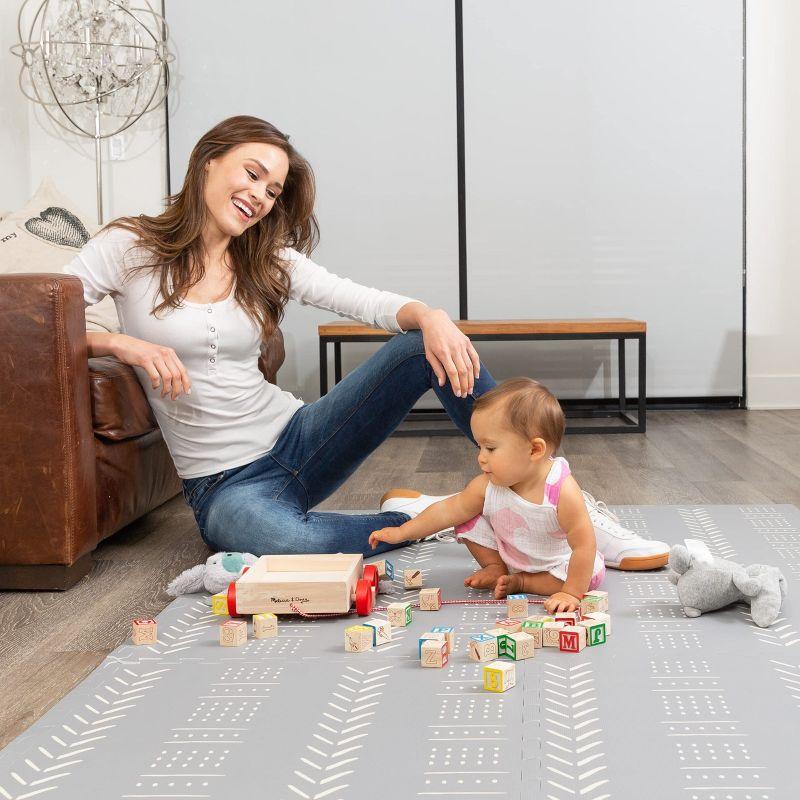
[363,564,379,589]
[355,578,374,616]
[226,580,239,617]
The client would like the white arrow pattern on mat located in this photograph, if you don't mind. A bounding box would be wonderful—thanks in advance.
[285,664,393,800]
[677,508,737,560]
[542,662,610,800]
[0,600,212,800]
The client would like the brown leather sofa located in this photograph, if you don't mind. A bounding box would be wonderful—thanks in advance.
[0,274,285,590]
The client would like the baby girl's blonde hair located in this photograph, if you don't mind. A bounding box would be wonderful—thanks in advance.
[472,377,565,453]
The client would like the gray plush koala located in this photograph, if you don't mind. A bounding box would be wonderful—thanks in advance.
[668,543,787,628]
[167,552,258,597]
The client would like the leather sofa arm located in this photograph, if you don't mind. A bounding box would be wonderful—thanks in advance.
[0,274,97,566]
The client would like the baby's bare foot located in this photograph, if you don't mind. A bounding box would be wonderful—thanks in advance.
[464,563,507,590]
[494,573,525,599]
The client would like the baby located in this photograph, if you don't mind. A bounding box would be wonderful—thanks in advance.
[369,377,605,613]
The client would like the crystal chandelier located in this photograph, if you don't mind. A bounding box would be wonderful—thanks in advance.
[11,0,173,223]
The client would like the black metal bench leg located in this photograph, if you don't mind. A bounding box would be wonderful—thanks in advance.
[334,341,342,384]
[638,333,647,432]
[319,339,329,397]
[618,337,627,415]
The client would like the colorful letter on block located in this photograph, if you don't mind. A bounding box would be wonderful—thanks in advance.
[520,620,544,648]
[211,593,229,616]
[526,614,554,623]
[542,621,566,647]
[554,611,580,626]
[558,625,587,653]
[506,594,529,619]
[483,661,516,693]
[373,559,395,580]
[220,619,247,647]
[585,611,611,635]
[421,639,449,668]
[419,587,442,610]
[253,612,278,638]
[580,590,609,614]
[431,625,455,653]
[468,633,498,662]
[579,619,607,646]
[506,631,536,660]
[131,618,157,645]
[404,569,423,588]
[495,618,523,634]
[364,619,392,646]
[344,625,373,652]
[387,602,413,627]
[419,631,446,656]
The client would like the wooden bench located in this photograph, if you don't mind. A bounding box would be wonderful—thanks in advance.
[318,318,646,434]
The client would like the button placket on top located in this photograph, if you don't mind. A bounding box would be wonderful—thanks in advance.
[206,304,218,375]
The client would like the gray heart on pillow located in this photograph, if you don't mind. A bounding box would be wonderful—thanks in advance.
[25,206,89,249]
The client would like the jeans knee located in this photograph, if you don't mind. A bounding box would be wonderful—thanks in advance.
[391,329,426,358]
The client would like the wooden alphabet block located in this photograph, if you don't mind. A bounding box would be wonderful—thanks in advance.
[421,639,449,668]
[387,602,413,627]
[344,624,373,652]
[542,621,566,647]
[483,661,516,693]
[580,590,609,614]
[495,618,523,634]
[506,594,529,619]
[364,618,392,646]
[506,631,536,660]
[554,611,580,626]
[584,611,611,636]
[468,633,498,662]
[419,631,446,656]
[431,625,455,653]
[520,620,544,648]
[404,569,423,588]
[373,559,395,580]
[558,625,587,653]
[131,618,157,645]
[211,592,229,616]
[526,614,554,623]
[419,587,443,610]
[253,612,278,638]
[219,619,247,647]
[578,619,607,646]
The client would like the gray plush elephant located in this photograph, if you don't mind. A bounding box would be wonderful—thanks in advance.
[167,552,258,596]
[668,543,787,628]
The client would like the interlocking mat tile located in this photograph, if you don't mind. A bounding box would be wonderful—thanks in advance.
[1,505,799,799]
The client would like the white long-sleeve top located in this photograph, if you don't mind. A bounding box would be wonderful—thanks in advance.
[65,227,416,478]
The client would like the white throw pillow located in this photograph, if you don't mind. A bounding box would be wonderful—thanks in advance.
[0,178,121,333]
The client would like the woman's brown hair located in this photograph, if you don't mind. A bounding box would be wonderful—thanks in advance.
[106,115,319,339]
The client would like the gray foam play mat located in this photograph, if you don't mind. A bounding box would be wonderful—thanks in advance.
[2,504,800,800]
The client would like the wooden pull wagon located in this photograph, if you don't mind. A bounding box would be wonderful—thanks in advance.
[225,553,380,617]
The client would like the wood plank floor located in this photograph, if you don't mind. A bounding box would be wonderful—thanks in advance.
[1,408,799,750]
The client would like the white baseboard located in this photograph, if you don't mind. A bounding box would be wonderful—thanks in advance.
[747,374,800,409]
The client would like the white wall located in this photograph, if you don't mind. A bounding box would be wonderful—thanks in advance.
[746,1,800,409]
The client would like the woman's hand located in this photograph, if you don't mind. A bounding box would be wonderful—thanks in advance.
[544,591,581,614]
[368,527,408,550]
[111,333,192,400]
[418,308,480,398]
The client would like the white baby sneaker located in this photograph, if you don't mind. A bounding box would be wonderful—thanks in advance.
[583,490,669,570]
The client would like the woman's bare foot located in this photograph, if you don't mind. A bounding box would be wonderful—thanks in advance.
[464,563,507,590]
[494,573,526,599]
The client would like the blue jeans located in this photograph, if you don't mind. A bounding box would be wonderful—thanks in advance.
[182,330,496,557]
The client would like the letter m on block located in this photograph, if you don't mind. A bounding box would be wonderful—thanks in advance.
[560,631,579,652]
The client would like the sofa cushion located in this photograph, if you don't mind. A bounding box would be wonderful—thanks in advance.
[89,357,158,441]
[0,178,121,334]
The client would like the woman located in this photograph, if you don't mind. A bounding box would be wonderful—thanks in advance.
[65,115,493,557]
[67,115,667,569]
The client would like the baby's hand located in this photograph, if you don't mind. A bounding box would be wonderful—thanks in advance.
[368,527,407,550]
[544,591,581,614]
